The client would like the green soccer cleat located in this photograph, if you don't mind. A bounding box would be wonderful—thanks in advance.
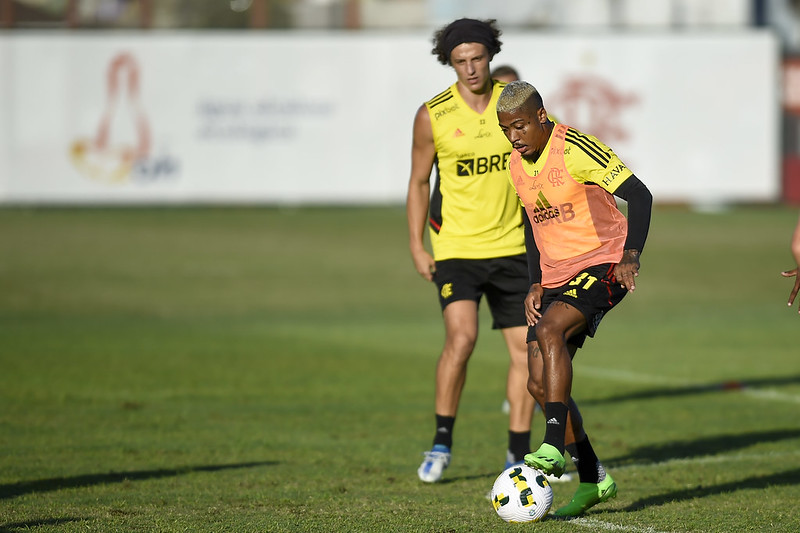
[554,474,617,517]
[523,443,565,477]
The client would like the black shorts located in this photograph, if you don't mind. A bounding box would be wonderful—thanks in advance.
[526,263,628,348]
[433,255,528,330]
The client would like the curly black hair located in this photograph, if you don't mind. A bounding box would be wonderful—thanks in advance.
[431,18,502,66]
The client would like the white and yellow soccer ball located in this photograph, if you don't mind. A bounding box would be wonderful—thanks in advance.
[490,464,553,523]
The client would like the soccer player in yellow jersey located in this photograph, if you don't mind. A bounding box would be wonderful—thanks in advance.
[496,81,653,516]
[406,19,543,484]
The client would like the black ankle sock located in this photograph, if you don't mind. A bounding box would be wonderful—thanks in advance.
[565,443,579,467]
[575,436,606,484]
[543,402,569,454]
[508,430,531,463]
[432,414,455,449]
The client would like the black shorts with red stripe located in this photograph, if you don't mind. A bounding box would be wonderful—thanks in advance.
[526,263,628,348]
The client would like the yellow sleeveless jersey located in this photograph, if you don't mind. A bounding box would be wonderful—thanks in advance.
[425,81,525,261]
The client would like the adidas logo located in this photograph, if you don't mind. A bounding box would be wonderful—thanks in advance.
[563,289,577,298]
[453,128,464,137]
[530,191,562,224]
[534,191,551,210]
[546,417,560,425]
[437,426,450,434]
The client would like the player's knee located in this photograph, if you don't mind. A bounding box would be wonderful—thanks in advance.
[442,331,477,361]
[534,319,565,348]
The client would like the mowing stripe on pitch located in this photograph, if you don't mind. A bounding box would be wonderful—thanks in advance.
[613,449,800,473]
[578,365,800,404]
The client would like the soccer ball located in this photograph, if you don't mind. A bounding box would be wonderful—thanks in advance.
[490,464,553,523]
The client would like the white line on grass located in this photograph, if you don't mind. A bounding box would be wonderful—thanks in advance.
[568,517,674,533]
[742,387,800,404]
[578,365,688,386]
[578,365,800,404]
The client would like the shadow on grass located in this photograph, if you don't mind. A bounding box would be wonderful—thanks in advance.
[618,467,800,512]
[607,428,800,466]
[0,517,85,532]
[581,374,800,406]
[0,461,278,500]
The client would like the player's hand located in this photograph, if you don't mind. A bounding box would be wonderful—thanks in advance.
[614,249,641,292]
[524,283,544,326]
[781,267,800,313]
[411,249,436,282]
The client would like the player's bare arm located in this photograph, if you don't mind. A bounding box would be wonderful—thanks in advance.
[783,269,800,311]
[780,213,800,312]
[406,104,437,281]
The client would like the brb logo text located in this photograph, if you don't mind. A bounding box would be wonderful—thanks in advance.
[456,152,511,176]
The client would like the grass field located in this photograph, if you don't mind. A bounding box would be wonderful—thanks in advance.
[1,205,799,532]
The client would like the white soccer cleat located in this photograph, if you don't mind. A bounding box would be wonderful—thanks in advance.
[417,445,451,483]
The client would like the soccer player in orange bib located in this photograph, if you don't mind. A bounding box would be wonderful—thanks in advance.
[496,80,653,516]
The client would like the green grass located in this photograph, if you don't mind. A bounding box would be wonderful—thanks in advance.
[1,205,799,532]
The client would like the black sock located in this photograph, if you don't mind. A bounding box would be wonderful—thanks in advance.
[575,436,606,484]
[432,414,455,449]
[542,402,569,454]
[508,430,531,463]
[565,443,579,470]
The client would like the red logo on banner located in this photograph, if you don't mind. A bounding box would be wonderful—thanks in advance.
[548,75,638,144]
[783,59,800,116]
[70,52,153,182]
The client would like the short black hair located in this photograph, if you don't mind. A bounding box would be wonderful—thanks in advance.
[491,65,519,80]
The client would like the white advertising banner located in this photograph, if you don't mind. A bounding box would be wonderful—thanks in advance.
[0,31,780,204]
